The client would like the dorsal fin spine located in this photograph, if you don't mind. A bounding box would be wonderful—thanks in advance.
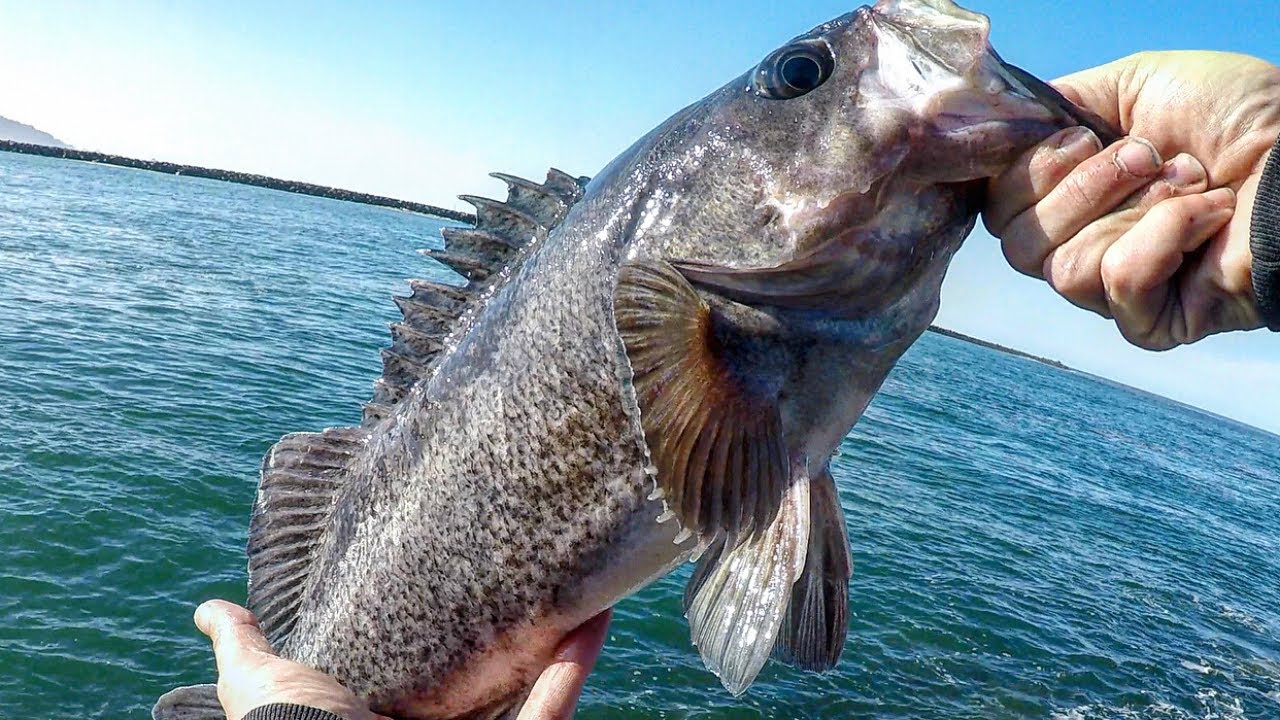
[459,194,544,240]
[421,248,497,282]
[441,226,525,253]
[488,172,570,228]
[362,168,585,426]
[406,278,473,305]
[488,171,549,193]
[391,299,457,333]
[544,168,588,203]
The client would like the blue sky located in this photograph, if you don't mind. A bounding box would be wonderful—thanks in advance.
[1,0,1277,432]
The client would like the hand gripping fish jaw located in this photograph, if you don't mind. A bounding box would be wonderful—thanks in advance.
[659,0,1121,321]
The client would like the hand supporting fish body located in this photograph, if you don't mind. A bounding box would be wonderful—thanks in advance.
[155,1,1117,718]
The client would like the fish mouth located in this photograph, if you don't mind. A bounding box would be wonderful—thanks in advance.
[866,0,1121,180]
[913,52,1122,177]
[986,53,1121,145]
[924,45,1120,146]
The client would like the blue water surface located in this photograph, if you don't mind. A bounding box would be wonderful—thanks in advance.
[1,151,1278,719]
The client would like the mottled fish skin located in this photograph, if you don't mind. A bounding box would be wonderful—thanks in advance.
[285,215,687,716]
[154,1,1119,719]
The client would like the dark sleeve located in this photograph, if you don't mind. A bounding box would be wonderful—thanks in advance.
[1251,132,1280,331]
[241,704,348,720]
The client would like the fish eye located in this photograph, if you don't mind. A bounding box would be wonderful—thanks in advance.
[753,40,834,100]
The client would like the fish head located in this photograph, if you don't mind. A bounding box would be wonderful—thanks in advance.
[615,0,1123,504]
[636,0,1117,317]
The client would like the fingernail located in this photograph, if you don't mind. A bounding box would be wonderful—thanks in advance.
[1205,187,1236,209]
[1113,138,1161,177]
[1056,126,1103,157]
[194,602,215,635]
[1159,153,1206,188]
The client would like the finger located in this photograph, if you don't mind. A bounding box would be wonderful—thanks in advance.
[555,608,611,666]
[985,126,1103,236]
[1118,154,1209,213]
[1042,153,1209,315]
[518,609,612,720]
[1101,187,1236,349]
[194,599,279,676]
[1000,137,1164,278]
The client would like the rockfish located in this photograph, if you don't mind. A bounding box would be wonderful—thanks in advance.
[155,1,1116,717]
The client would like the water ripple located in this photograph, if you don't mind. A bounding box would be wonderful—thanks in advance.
[3,152,1279,718]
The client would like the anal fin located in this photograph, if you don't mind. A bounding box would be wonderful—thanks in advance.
[774,465,852,671]
[152,684,221,720]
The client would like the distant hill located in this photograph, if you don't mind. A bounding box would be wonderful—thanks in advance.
[0,116,68,148]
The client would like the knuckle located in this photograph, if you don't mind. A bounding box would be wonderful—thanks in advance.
[1115,319,1173,351]
[1046,248,1093,300]
[1099,251,1134,297]
[1052,270,1094,304]
[1127,50,1158,67]
[1001,236,1044,278]
[1134,334,1175,351]
[1055,170,1100,211]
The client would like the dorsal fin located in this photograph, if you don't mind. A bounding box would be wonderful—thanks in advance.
[362,168,586,425]
[456,194,544,243]
[247,426,370,647]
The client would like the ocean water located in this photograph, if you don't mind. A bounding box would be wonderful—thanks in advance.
[2,149,1279,720]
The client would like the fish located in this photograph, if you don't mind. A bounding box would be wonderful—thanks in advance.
[154,1,1118,718]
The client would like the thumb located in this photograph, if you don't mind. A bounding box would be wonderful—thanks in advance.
[194,599,279,676]
[518,609,612,720]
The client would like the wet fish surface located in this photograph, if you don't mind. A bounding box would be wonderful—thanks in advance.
[154,1,1117,718]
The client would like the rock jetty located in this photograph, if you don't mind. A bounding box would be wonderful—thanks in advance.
[0,139,476,225]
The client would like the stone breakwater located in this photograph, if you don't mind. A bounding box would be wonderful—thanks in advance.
[0,140,477,225]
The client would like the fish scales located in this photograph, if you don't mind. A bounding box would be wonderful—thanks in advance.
[291,202,676,715]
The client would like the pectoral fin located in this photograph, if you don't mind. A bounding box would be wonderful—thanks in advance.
[613,259,790,540]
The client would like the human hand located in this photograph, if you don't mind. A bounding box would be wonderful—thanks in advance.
[984,51,1280,349]
[194,599,612,720]
[194,599,387,720]
[515,607,612,720]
